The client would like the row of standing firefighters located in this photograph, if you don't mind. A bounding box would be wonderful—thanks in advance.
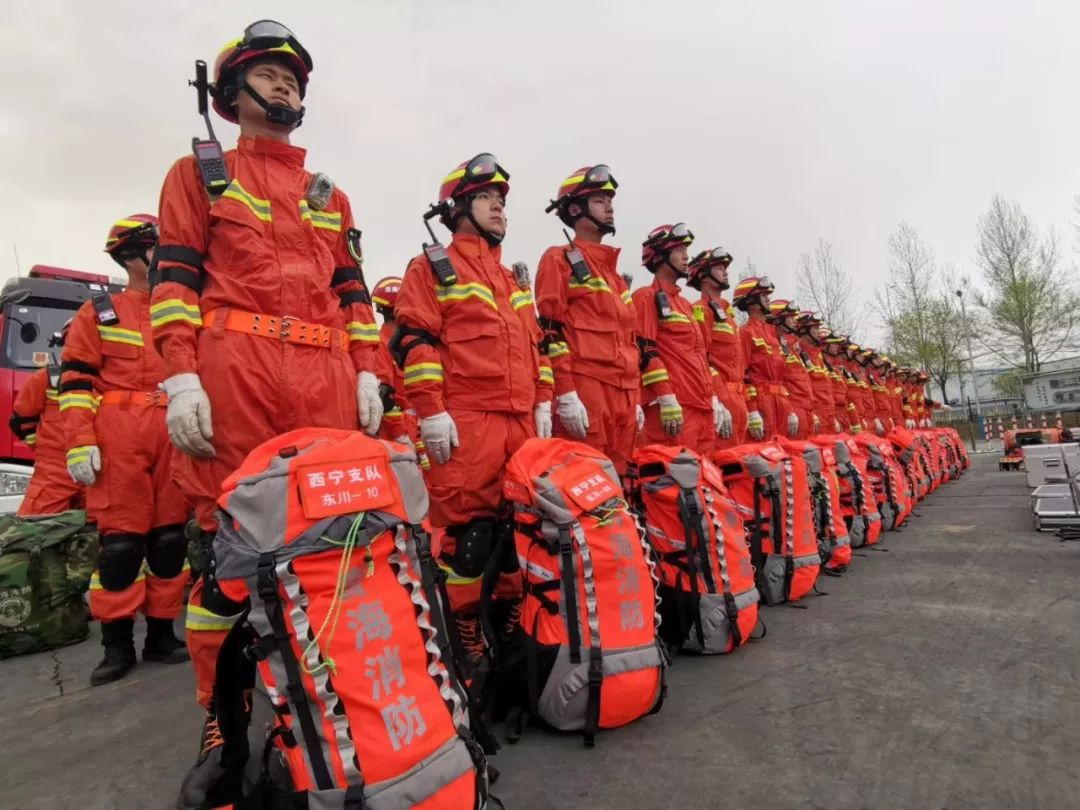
[6,20,938,809]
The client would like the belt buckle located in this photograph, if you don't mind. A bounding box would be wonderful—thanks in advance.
[278,315,295,341]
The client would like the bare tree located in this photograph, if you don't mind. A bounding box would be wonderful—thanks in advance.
[874,222,965,402]
[738,253,757,281]
[796,238,857,335]
[975,195,1078,373]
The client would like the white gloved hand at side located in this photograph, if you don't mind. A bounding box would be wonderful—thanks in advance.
[812,414,821,434]
[747,410,765,440]
[67,445,101,486]
[534,401,553,439]
[636,404,645,432]
[905,418,916,430]
[357,371,384,434]
[420,412,459,465]
[657,394,684,437]
[834,418,843,434]
[712,396,732,438]
[163,373,215,458]
[874,417,885,435]
[787,412,799,438]
[556,391,589,439]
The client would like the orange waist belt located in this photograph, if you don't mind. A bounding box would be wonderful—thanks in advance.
[100,390,168,408]
[203,308,348,352]
[760,383,789,396]
[726,381,745,394]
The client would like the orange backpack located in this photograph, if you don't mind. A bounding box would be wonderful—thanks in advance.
[779,438,852,573]
[812,436,881,548]
[501,438,666,747]
[887,426,930,501]
[853,433,913,530]
[712,441,821,605]
[211,428,493,809]
[631,444,761,655]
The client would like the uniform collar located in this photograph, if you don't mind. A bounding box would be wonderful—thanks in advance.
[237,134,307,168]
[652,274,682,295]
[452,232,503,264]
[573,239,621,266]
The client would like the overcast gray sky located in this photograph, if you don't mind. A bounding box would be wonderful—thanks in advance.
[2,0,1077,340]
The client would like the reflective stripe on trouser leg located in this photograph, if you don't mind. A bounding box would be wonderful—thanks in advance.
[185,576,243,709]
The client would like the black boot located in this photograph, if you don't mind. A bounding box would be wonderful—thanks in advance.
[90,618,136,686]
[176,704,246,810]
[143,616,190,664]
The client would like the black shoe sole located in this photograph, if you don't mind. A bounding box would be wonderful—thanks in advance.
[90,663,136,686]
[143,649,191,664]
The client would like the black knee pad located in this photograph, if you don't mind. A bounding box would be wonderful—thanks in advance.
[442,519,496,579]
[98,533,145,591]
[146,523,188,578]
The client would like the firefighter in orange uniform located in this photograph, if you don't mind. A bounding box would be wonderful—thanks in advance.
[158,23,386,809]
[768,299,814,439]
[862,348,891,434]
[393,153,552,671]
[735,276,797,440]
[688,247,746,447]
[535,165,640,474]
[11,322,84,516]
[793,311,832,436]
[372,276,428,468]
[633,224,730,452]
[61,214,190,686]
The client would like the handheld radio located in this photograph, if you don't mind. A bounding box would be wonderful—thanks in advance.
[189,60,229,196]
[562,229,592,284]
[421,205,458,286]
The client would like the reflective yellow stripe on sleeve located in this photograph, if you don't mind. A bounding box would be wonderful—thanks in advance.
[510,290,534,311]
[538,366,554,384]
[403,362,444,386]
[298,200,343,232]
[150,299,203,329]
[642,368,670,386]
[547,341,570,359]
[59,394,100,413]
[346,321,380,343]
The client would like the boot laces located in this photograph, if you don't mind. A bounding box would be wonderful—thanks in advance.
[455,612,487,661]
[200,716,224,756]
[502,600,523,637]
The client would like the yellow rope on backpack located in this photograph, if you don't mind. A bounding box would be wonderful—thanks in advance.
[303,512,366,676]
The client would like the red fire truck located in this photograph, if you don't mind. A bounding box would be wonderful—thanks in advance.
[0,265,123,512]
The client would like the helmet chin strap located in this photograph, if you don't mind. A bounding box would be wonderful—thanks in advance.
[240,80,305,128]
[583,212,615,236]
[662,254,687,278]
[709,268,730,291]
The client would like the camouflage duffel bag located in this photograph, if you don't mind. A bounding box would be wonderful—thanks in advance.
[0,510,98,658]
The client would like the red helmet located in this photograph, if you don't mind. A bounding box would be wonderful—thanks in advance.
[794,310,821,331]
[371,276,403,313]
[435,153,510,235]
[212,20,313,124]
[687,247,733,290]
[766,298,799,322]
[104,214,159,264]
[732,275,775,311]
[642,223,694,271]
[545,165,618,230]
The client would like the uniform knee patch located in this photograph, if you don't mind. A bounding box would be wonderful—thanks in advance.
[146,524,188,578]
[98,533,145,591]
[443,519,495,579]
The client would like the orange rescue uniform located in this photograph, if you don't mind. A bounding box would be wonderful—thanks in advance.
[693,295,750,448]
[741,317,790,439]
[535,239,638,473]
[61,290,189,623]
[779,332,814,439]
[633,276,714,453]
[12,366,84,516]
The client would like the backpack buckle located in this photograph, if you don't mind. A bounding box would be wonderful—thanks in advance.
[587,658,603,687]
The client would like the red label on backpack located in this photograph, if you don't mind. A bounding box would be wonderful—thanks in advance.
[759,445,786,462]
[296,457,394,518]
[563,469,620,511]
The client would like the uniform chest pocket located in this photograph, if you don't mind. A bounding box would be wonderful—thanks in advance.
[443,318,506,380]
[99,338,142,361]
[208,197,269,268]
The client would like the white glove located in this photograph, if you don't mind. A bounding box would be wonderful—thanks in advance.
[787,412,799,438]
[636,404,645,432]
[163,373,215,458]
[747,410,765,440]
[67,445,101,486]
[420,412,459,465]
[834,418,843,434]
[556,391,589,439]
[534,401,553,438]
[657,394,684,437]
[874,418,885,435]
[906,418,916,429]
[711,396,732,438]
[357,371,384,434]
[812,414,821,434]
[393,434,415,449]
